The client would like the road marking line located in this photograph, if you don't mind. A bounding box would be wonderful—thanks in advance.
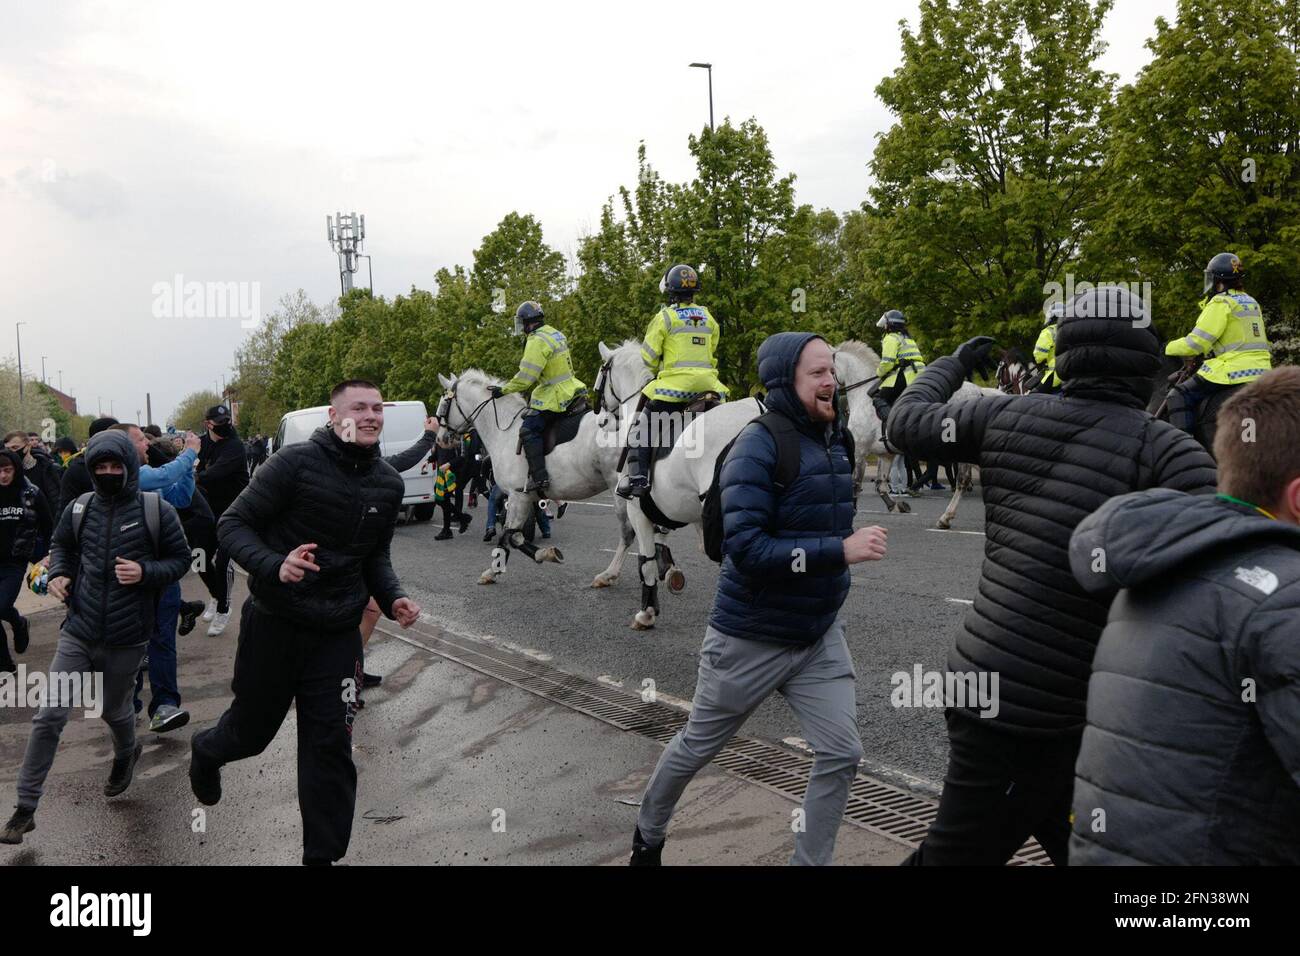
[563,500,614,508]
[946,598,974,605]
[927,528,985,536]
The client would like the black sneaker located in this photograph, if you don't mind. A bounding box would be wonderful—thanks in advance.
[362,672,382,689]
[12,615,29,655]
[0,807,35,845]
[434,529,453,541]
[482,530,496,543]
[458,514,472,534]
[104,742,143,797]
[189,739,222,806]
[628,827,663,866]
[177,600,205,636]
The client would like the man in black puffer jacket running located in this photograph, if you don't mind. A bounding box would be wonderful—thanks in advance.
[1069,367,1300,865]
[1,430,191,846]
[888,285,1216,865]
[190,380,422,866]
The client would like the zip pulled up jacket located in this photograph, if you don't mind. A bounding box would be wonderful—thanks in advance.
[709,332,855,646]
[47,431,192,647]
[217,426,407,630]
[1068,490,1300,865]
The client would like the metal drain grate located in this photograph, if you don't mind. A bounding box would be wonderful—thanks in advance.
[382,619,1049,865]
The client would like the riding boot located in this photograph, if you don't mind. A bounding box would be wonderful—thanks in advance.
[616,434,652,499]
[523,437,550,493]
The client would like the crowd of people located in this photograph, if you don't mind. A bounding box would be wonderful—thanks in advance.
[0,252,1295,867]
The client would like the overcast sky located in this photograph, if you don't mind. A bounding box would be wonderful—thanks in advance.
[1,0,1179,424]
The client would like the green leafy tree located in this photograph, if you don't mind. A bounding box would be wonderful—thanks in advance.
[1085,0,1300,361]
[863,0,1116,358]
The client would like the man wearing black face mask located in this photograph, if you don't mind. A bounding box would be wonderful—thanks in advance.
[196,405,247,637]
[1,430,192,846]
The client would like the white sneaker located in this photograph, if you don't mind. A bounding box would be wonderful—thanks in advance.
[207,611,230,636]
[202,598,217,622]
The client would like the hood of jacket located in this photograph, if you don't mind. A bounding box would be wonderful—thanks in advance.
[83,429,140,501]
[1055,284,1163,408]
[0,449,25,504]
[757,331,845,440]
[1071,488,1300,594]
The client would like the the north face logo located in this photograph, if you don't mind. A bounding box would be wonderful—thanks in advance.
[1234,566,1278,596]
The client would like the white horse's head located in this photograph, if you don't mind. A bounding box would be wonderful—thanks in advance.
[594,340,650,427]
[833,340,884,454]
[435,369,517,440]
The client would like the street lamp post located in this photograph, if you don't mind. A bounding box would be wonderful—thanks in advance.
[41,356,47,384]
[689,62,714,130]
[15,322,25,405]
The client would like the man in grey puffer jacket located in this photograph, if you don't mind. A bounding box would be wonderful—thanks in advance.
[1,430,191,846]
[1069,367,1300,865]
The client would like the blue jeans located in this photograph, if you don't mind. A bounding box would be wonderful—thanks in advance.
[134,582,181,715]
[486,483,550,536]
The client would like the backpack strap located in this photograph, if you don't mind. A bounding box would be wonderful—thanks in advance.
[755,411,803,491]
[71,491,94,544]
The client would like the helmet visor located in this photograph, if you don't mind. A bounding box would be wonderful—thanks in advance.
[1203,269,1215,297]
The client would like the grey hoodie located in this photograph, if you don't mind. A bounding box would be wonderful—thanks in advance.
[1068,488,1300,865]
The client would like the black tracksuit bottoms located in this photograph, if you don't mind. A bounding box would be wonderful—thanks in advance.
[901,709,1080,866]
[194,596,362,865]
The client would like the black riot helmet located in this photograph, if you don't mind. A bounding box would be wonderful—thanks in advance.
[1204,252,1245,297]
[660,264,700,303]
[875,309,907,332]
[513,300,545,336]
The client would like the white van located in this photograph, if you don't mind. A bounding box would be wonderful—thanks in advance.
[270,400,437,521]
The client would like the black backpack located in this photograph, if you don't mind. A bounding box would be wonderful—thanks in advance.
[700,411,854,563]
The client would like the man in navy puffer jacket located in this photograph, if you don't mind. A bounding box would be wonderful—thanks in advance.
[630,332,889,866]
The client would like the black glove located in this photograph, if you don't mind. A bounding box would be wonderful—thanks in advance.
[487,385,503,399]
[954,336,997,379]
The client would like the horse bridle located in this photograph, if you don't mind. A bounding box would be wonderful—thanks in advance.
[593,357,638,424]
[436,382,526,438]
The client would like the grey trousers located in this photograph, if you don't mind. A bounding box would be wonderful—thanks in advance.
[15,632,147,810]
[637,617,864,865]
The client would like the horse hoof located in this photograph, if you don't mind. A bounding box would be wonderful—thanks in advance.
[592,575,614,588]
[665,567,686,594]
[478,574,496,586]
[936,517,951,530]
[897,501,912,514]
[537,546,563,564]
[632,611,656,630]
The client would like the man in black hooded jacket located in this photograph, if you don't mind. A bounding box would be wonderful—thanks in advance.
[57,417,119,516]
[1,430,191,845]
[887,285,1217,865]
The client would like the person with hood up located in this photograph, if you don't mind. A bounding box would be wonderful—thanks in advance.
[885,285,1217,866]
[196,404,247,636]
[1068,367,1300,865]
[0,447,53,674]
[57,417,120,516]
[629,332,888,866]
[0,430,192,846]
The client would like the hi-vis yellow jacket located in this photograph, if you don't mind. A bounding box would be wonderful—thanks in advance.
[1166,291,1272,385]
[1033,324,1058,387]
[640,304,728,402]
[878,332,926,388]
[500,324,587,411]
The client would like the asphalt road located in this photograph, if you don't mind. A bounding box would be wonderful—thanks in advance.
[393,483,988,789]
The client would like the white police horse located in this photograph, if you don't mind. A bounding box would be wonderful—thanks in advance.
[435,370,636,587]
[595,338,891,629]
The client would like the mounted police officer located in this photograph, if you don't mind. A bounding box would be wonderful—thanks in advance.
[1033,301,1063,394]
[616,264,728,499]
[876,310,926,409]
[1166,252,1272,436]
[488,301,585,493]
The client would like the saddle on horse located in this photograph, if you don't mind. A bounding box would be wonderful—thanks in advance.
[516,394,591,457]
